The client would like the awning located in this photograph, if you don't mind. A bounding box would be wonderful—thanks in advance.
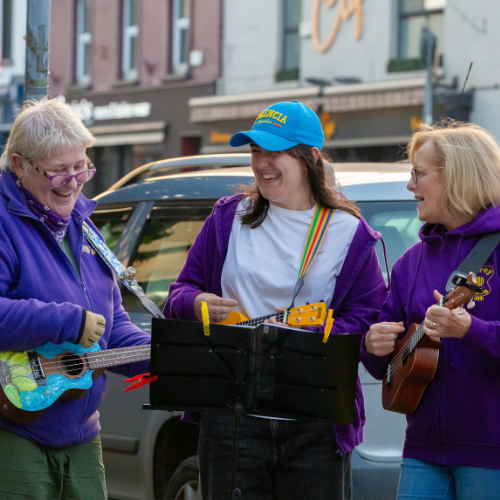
[89,121,166,146]
[189,78,426,123]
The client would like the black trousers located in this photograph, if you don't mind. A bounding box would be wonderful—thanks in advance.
[198,411,352,500]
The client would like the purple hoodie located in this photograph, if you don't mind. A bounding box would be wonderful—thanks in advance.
[164,194,388,454]
[0,171,151,447]
[361,206,500,468]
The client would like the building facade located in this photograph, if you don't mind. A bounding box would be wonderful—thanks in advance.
[191,0,498,161]
[0,0,26,147]
[49,0,223,197]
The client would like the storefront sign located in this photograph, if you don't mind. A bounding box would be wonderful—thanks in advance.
[312,0,364,54]
[209,130,232,143]
[320,112,336,140]
[68,98,152,122]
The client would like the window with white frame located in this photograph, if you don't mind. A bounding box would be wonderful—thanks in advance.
[399,0,446,60]
[122,0,139,80]
[76,0,91,85]
[172,0,190,75]
[1,0,13,63]
[282,0,301,72]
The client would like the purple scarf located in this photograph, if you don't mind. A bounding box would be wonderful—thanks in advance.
[13,173,71,243]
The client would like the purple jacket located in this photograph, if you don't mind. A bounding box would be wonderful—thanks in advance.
[164,194,388,454]
[0,171,150,447]
[361,206,500,468]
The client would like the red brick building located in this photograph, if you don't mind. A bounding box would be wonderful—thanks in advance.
[49,0,223,196]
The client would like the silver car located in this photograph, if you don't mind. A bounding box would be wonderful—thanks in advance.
[90,154,420,500]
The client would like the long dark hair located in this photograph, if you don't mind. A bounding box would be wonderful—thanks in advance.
[236,144,360,228]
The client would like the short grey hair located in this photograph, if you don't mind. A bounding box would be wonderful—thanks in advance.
[0,98,96,173]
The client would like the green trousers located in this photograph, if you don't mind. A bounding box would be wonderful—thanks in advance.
[0,428,107,500]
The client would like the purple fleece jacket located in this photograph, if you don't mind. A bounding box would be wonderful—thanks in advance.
[164,194,388,454]
[361,206,500,468]
[0,171,150,447]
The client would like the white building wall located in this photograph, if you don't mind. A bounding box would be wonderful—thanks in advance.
[0,0,27,86]
[443,0,500,140]
[222,0,284,95]
[299,0,397,86]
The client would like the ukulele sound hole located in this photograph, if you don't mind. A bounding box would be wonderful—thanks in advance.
[402,351,409,367]
[61,353,84,376]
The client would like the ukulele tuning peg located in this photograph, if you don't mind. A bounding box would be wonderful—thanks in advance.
[306,302,309,305]
[467,299,476,310]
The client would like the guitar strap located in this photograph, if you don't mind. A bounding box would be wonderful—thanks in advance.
[290,205,335,308]
[446,230,500,292]
[82,221,166,319]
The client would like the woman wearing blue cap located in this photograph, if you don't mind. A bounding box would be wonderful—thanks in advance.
[164,100,388,499]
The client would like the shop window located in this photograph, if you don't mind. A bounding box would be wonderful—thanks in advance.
[276,0,301,82]
[398,0,445,61]
[122,0,139,80]
[1,0,12,63]
[171,0,190,75]
[76,0,92,86]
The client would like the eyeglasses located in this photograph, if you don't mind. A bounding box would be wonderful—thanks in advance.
[409,166,444,184]
[29,157,97,188]
[410,168,420,184]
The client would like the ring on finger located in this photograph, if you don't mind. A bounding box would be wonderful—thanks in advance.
[215,307,218,315]
[429,321,435,330]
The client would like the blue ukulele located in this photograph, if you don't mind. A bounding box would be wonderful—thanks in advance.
[0,342,150,422]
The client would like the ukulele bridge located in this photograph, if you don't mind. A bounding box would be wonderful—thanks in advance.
[28,351,47,386]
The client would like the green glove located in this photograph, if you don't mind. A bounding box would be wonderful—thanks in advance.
[79,311,106,348]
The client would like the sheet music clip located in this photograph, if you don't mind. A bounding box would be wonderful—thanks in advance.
[124,372,158,392]
[323,309,334,343]
[201,301,210,336]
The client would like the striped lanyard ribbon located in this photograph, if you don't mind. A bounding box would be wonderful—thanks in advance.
[290,205,335,308]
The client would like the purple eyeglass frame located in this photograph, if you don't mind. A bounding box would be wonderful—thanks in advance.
[29,156,97,188]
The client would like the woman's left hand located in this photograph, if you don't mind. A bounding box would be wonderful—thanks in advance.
[266,306,288,326]
[423,290,472,340]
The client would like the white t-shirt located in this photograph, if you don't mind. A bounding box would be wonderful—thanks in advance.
[221,200,359,320]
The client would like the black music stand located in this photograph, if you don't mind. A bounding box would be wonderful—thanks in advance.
[144,318,361,500]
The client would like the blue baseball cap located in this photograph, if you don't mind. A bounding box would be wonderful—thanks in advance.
[230,100,324,151]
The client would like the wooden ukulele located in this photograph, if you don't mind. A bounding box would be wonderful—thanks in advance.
[216,302,327,328]
[0,342,150,422]
[382,273,482,415]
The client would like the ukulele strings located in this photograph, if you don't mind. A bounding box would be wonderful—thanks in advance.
[32,345,151,373]
[387,292,455,377]
[239,305,320,326]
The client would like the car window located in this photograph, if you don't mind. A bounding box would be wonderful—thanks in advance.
[357,201,423,281]
[122,205,213,311]
[90,207,134,252]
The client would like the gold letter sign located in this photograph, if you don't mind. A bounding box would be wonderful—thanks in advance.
[312,0,364,54]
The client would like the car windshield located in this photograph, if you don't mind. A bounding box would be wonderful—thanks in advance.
[121,204,213,311]
[90,207,134,252]
[358,201,423,281]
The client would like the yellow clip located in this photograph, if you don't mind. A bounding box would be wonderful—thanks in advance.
[201,301,210,336]
[322,309,334,343]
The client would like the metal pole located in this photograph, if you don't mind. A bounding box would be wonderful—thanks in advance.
[24,0,52,101]
[423,29,435,125]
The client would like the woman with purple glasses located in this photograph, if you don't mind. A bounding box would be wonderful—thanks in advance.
[0,98,151,500]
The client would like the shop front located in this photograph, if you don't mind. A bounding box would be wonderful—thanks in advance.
[189,79,472,162]
[65,81,214,197]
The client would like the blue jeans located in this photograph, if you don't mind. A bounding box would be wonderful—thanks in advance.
[198,411,352,500]
[397,458,500,500]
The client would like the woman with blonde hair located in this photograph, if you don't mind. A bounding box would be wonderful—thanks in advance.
[362,121,500,500]
[0,98,150,500]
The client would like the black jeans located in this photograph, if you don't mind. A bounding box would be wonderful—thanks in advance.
[198,411,352,500]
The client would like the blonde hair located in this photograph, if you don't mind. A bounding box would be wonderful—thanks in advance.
[0,98,95,173]
[408,120,500,216]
